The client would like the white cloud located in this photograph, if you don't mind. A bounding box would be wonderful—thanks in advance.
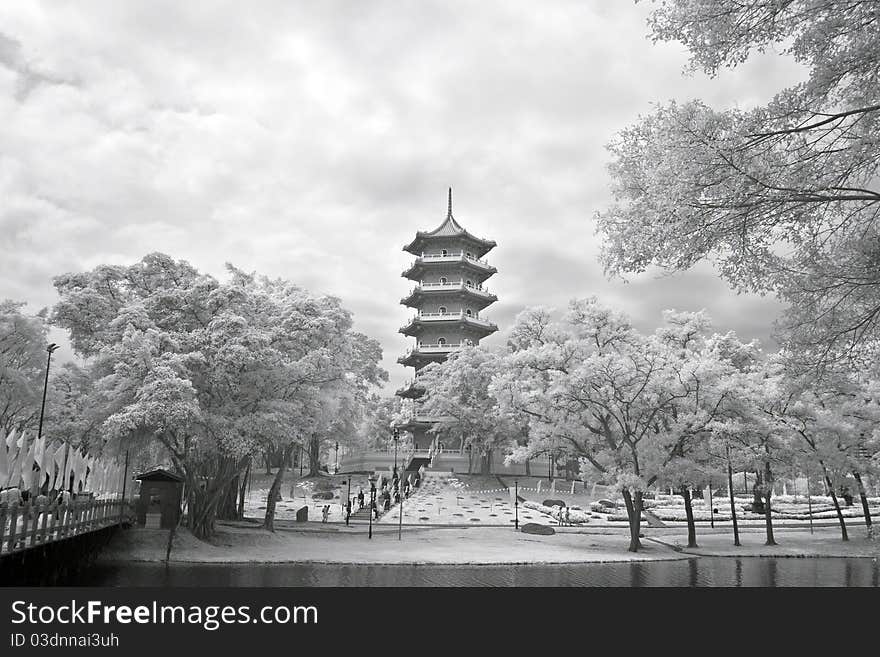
[0,0,807,389]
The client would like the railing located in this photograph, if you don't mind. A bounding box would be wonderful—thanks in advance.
[420,252,490,265]
[400,311,496,331]
[417,281,491,293]
[398,343,464,361]
[416,342,462,351]
[404,282,495,299]
[403,253,493,274]
[0,498,129,555]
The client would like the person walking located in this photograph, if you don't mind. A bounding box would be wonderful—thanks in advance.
[322,505,329,523]
[564,505,571,526]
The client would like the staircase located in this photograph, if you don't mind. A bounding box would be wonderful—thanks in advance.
[406,456,431,472]
[348,501,392,523]
[348,506,375,522]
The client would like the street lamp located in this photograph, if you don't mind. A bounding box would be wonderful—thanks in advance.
[345,478,351,526]
[514,479,519,530]
[368,473,377,539]
[398,470,404,541]
[37,343,60,441]
[392,427,400,477]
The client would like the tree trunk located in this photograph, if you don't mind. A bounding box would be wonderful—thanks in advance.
[680,486,698,548]
[525,458,531,476]
[481,450,493,475]
[308,436,321,476]
[237,460,251,518]
[264,443,296,532]
[727,458,741,547]
[823,466,848,541]
[751,471,764,513]
[216,475,240,520]
[186,460,246,540]
[852,471,873,538]
[264,450,272,475]
[622,489,643,552]
[762,462,776,546]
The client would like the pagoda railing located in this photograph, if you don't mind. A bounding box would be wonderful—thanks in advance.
[402,253,493,274]
[400,312,496,331]
[400,343,462,358]
[406,281,494,296]
[420,252,490,265]
[417,342,462,351]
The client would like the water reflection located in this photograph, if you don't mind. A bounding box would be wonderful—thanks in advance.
[74,557,880,587]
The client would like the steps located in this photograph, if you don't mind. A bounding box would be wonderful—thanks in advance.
[348,504,386,523]
[406,456,431,472]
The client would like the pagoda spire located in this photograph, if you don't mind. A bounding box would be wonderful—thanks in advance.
[447,187,453,218]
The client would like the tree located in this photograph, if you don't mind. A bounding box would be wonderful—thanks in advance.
[42,363,107,454]
[495,300,730,552]
[598,0,880,367]
[723,357,806,546]
[357,394,405,452]
[416,346,523,474]
[767,363,880,539]
[52,253,385,539]
[0,300,48,435]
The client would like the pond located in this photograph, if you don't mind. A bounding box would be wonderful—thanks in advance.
[76,557,880,587]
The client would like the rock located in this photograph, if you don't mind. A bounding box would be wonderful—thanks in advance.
[521,523,555,535]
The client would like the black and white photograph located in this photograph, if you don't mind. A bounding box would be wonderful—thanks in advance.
[2,0,879,606]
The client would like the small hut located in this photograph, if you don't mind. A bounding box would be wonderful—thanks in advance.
[134,468,184,529]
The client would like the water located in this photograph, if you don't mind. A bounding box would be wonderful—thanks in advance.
[77,557,880,587]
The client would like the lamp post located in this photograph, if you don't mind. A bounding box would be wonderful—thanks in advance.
[368,473,377,539]
[299,444,304,477]
[806,476,814,535]
[709,485,715,529]
[346,477,351,526]
[398,475,404,541]
[37,344,59,442]
[392,427,399,477]
[514,480,519,530]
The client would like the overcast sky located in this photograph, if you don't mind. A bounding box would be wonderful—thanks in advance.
[0,1,808,394]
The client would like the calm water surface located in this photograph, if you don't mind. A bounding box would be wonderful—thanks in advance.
[78,557,880,587]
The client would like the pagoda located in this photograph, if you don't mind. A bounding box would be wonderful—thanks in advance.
[395,189,498,449]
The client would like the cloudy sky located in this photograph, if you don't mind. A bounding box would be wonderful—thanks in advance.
[0,1,807,393]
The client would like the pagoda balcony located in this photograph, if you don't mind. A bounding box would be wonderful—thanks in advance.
[399,311,498,336]
[402,252,497,281]
[400,281,497,308]
[407,341,462,353]
[397,342,462,367]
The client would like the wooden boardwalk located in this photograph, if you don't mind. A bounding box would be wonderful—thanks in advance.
[0,498,129,557]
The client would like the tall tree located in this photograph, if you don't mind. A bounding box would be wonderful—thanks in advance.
[52,253,385,539]
[417,346,523,475]
[495,300,723,552]
[0,300,48,435]
[598,0,880,367]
